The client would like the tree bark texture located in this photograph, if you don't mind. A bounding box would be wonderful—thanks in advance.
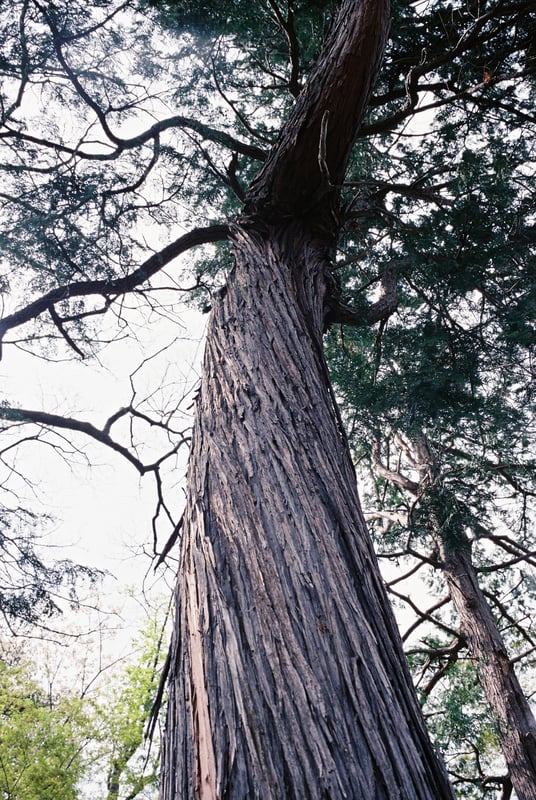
[161,1,455,796]
[441,539,536,800]
[161,224,453,799]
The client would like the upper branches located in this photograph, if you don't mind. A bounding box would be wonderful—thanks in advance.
[363,0,536,135]
[1,1,268,164]
[0,224,229,357]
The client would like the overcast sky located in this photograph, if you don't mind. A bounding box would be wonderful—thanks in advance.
[2,291,208,643]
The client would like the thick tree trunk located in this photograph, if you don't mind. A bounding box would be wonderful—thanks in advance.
[161,224,453,799]
[161,1,454,796]
[441,537,536,799]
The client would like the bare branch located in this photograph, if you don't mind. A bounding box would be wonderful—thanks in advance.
[397,594,455,641]
[0,406,150,474]
[0,114,268,162]
[48,304,86,359]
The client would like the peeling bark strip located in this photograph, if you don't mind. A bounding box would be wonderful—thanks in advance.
[162,1,454,797]
[186,563,217,798]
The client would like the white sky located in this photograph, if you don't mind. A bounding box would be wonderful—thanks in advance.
[1,294,207,644]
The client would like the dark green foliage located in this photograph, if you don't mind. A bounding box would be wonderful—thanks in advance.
[0,505,101,629]
[367,0,536,132]
[144,0,336,59]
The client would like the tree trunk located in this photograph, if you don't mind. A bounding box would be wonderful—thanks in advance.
[407,437,536,798]
[441,537,536,800]
[161,1,454,796]
[161,224,453,799]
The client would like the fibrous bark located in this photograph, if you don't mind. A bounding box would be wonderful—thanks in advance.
[162,2,454,797]
[162,224,453,798]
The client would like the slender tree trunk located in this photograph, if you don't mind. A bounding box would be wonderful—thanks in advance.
[440,536,536,800]
[162,1,454,796]
[406,438,536,798]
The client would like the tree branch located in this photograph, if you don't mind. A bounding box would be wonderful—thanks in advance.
[0,406,149,474]
[0,224,230,355]
[371,440,420,495]
[1,112,268,163]
[326,261,400,327]
[266,0,302,97]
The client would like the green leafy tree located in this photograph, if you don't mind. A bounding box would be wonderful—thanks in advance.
[89,613,166,800]
[1,0,535,797]
[0,610,166,800]
[0,659,87,800]
[324,55,535,791]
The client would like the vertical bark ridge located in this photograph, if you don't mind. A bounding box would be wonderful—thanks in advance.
[162,227,454,799]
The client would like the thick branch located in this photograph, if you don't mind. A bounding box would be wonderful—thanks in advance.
[0,115,267,163]
[326,262,399,326]
[371,441,420,495]
[362,67,536,137]
[0,224,229,353]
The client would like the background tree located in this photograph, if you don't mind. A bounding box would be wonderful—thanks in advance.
[0,651,89,800]
[0,0,534,797]
[325,34,536,791]
[94,610,166,800]
[0,606,166,800]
